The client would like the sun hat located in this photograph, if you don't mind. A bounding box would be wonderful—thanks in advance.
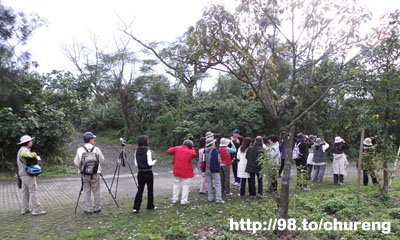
[363,138,373,147]
[315,138,324,146]
[17,135,35,145]
[219,138,230,147]
[206,137,216,147]
[334,136,343,144]
[205,131,214,139]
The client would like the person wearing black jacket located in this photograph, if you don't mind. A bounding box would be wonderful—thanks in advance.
[293,133,311,190]
[230,129,243,187]
[133,136,157,213]
[245,136,265,199]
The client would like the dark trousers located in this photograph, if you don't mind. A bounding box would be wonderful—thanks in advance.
[240,178,250,196]
[249,172,263,196]
[363,170,378,186]
[133,171,154,211]
[279,158,285,176]
[232,159,240,183]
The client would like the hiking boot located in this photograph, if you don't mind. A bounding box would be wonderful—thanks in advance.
[93,209,101,214]
[216,200,225,204]
[32,210,47,216]
[84,210,93,215]
[21,208,31,215]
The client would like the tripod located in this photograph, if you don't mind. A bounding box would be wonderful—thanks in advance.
[110,139,138,199]
[74,173,119,215]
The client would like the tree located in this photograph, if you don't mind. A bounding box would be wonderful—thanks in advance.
[122,23,223,101]
[357,10,400,196]
[192,0,372,236]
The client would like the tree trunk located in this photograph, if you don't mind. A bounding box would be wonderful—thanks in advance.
[356,128,365,203]
[185,83,195,103]
[382,159,389,196]
[120,91,135,137]
[277,125,295,237]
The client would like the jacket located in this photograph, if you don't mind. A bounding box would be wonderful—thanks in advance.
[167,144,197,178]
[245,144,265,173]
[237,149,250,178]
[204,147,220,173]
[74,143,105,174]
[134,146,157,171]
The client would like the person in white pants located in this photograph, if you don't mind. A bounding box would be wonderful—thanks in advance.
[167,140,197,205]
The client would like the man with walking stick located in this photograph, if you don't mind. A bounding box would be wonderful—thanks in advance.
[74,132,105,214]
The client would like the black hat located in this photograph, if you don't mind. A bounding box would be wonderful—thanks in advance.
[83,132,96,143]
[233,129,241,134]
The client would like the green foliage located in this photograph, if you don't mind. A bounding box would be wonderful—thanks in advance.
[164,225,190,240]
[322,196,356,214]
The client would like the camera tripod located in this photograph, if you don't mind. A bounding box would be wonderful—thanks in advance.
[74,173,119,215]
[109,138,138,199]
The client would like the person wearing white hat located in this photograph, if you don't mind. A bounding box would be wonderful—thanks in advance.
[203,136,224,203]
[332,136,349,185]
[16,135,47,216]
[361,137,378,186]
[311,138,330,182]
[218,137,237,196]
[74,132,105,214]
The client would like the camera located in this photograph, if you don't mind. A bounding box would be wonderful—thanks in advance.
[120,138,126,147]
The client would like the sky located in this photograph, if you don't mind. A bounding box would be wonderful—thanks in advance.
[1,0,399,77]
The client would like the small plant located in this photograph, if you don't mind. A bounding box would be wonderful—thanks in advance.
[164,225,190,240]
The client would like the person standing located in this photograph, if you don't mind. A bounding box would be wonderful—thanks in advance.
[311,138,329,182]
[17,135,47,216]
[246,136,265,199]
[306,135,317,180]
[293,133,311,190]
[74,132,105,214]
[197,137,207,195]
[237,137,253,197]
[133,135,157,213]
[332,136,349,185]
[362,137,379,186]
[266,135,281,193]
[230,129,243,187]
[203,136,224,203]
[219,137,237,196]
[167,140,197,205]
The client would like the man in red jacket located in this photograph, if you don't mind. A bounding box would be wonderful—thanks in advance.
[167,140,197,204]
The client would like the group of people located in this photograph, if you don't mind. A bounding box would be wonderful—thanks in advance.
[16,130,379,216]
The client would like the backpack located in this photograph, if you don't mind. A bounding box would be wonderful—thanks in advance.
[292,142,302,160]
[80,146,99,176]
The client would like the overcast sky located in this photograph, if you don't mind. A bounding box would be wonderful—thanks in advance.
[2,0,398,75]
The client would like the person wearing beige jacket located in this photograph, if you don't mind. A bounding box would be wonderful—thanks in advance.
[74,132,105,214]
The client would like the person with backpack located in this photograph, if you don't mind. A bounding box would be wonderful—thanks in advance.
[293,133,311,190]
[332,136,349,185]
[203,136,224,203]
[168,139,197,205]
[74,132,105,214]
[361,137,379,186]
[311,138,330,182]
[246,136,265,199]
[219,137,237,196]
[237,137,253,197]
[17,135,47,216]
[133,135,157,213]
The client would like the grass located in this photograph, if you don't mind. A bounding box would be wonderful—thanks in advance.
[24,177,397,240]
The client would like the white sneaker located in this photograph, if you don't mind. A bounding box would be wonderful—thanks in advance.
[21,208,31,215]
[32,210,47,216]
[172,200,177,204]
[216,200,225,204]
[132,209,138,213]
[181,201,190,205]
